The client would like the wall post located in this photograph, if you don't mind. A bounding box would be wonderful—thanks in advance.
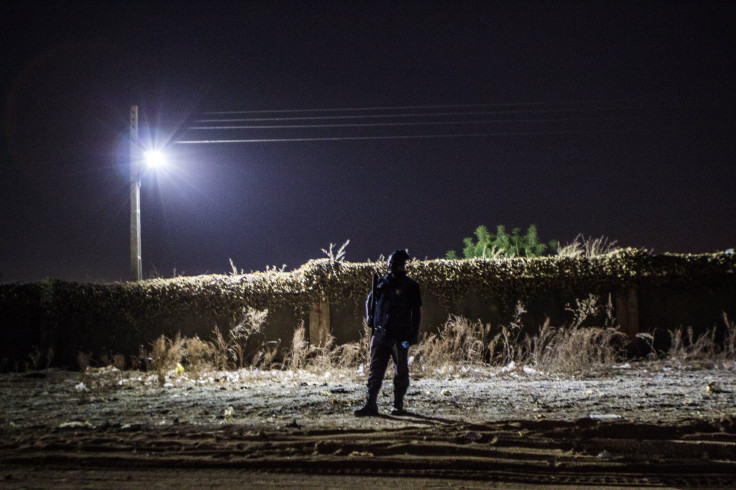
[615,288,639,338]
[309,298,331,346]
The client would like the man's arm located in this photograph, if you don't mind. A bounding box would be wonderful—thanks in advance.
[409,305,421,345]
[409,282,422,345]
[365,291,373,328]
[365,274,378,329]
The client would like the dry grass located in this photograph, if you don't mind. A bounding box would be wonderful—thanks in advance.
[69,302,734,380]
[528,321,626,373]
[334,322,372,369]
[284,319,370,373]
[76,352,92,372]
[119,295,618,378]
[149,333,186,384]
[557,234,620,258]
[226,307,274,368]
[521,295,625,373]
[210,326,230,370]
[284,320,309,370]
[488,302,528,365]
[412,296,627,375]
[414,316,491,372]
[307,333,337,372]
[203,307,280,371]
[665,313,736,367]
[321,239,350,262]
[185,335,217,374]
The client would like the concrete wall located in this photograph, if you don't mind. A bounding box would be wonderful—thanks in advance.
[2,259,734,369]
[308,284,734,347]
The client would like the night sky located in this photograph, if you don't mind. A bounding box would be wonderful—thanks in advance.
[2,1,735,283]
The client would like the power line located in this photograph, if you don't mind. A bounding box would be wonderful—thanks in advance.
[187,116,623,130]
[192,106,646,124]
[177,98,666,144]
[199,98,647,115]
[175,127,647,144]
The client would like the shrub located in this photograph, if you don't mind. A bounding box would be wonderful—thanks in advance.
[447,224,558,259]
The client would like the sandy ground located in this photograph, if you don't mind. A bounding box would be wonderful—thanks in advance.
[1,362,735,488]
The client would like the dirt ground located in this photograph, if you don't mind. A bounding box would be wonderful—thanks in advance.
[1,362,735,488]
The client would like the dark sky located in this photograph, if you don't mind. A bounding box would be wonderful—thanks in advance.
[2,1,735,283]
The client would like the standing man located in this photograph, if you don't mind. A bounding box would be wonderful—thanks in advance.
[355,250,422,416]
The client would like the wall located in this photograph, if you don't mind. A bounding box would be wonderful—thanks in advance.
[1,251,734,369]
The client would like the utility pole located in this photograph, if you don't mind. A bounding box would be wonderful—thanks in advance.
[130,105,142,281]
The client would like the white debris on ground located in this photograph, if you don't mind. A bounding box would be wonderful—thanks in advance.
[1,362,734,431]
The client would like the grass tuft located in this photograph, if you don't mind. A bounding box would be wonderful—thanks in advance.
[149,332,186,385]
[557,234,620,258]
[665,313,736,367]
[414,316,491,372]
[69,303,735,380]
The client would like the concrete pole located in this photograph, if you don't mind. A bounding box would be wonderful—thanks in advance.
[130,105,142,281]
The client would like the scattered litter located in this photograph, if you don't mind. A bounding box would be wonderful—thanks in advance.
[86,366,119,374]
[706,382,728,393]
[522,365,538,375]
[59,420,93,429]
[74,382,89,393]
[596,450,614,460]
[175,363,185,375]
[348,450,374,458]
[590,414,621,420]
[501,361,516,373]
[223,405,235,422]
[613,363,631,369]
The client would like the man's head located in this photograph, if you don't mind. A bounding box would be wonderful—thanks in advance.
[388,249,410,276]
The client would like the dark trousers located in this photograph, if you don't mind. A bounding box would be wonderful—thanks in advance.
[366,328,409,406]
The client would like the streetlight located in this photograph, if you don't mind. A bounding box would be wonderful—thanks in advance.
[130,105,167,281]
[143,150,166,168]
[130,105,141,281]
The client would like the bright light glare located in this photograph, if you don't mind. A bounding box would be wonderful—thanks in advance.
[144,150,166,168]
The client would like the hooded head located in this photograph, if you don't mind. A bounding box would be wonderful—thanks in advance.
[387,249,410,276]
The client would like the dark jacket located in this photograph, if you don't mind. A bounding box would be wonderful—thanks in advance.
[366,273,422,343]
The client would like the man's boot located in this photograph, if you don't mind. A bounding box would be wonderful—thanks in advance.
[354,397,379,417]
[390,397,406,416]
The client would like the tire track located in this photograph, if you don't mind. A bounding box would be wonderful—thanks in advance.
[2,418,735,486]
